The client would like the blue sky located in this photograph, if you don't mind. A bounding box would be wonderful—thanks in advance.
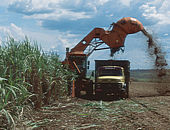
[0,0,170,69]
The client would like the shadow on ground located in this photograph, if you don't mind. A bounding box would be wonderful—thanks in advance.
[79,94,125,101]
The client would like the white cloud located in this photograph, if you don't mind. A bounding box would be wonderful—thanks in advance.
[8,0,111,21]
[10,23,25,38]
[146,0,160,5]
[140,0,170,25]
[55,31,79,48]
[20,29,81,56]
[119,0,133,6]
[0,23,81,59]
[0,23,25,41]
[24,9,91,21]
[0,0,14,6]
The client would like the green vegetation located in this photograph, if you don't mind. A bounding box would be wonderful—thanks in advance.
[0,37,76,129]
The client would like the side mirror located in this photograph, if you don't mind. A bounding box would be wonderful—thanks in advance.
[91,71,94,77]
[88,61,90,65]
[87,61,90,69]
[66,47,69,52]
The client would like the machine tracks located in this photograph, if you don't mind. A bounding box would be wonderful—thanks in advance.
[130,98,169,121]
[127,97,170,129]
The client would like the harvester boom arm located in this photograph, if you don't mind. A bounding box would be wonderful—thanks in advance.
[69,17,144,56]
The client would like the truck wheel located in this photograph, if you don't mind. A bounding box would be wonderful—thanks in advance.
[95,92,104,100]
[122,91,128,99]
[87,86,93,95]
[86,90,93,98]
[75,87,81,97]
[86,81,93,98]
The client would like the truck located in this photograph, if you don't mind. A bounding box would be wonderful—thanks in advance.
[94,60,130,98]
[62,17,150,98]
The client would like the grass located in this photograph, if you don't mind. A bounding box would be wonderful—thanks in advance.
[0,37,76,129]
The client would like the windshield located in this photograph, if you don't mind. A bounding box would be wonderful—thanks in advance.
[98,67,123,76]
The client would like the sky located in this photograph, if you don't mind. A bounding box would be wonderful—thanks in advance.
[0,0,170,69]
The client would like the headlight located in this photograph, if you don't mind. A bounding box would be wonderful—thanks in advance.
[117,83,126,89]
[123,83,126,88]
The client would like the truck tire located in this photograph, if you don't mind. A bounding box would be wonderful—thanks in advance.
[75,88,81,97]
[86,81,93,96]
[95,93,102,100]
[126,84,129,98]
[122,90,128,99]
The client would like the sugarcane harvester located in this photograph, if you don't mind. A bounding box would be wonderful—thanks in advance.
[63,17,150,98]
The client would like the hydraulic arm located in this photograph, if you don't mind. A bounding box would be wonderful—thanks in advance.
[69,17,144,57]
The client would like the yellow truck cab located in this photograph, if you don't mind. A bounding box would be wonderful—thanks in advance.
[95,60,130,98]
[97,66,125,84]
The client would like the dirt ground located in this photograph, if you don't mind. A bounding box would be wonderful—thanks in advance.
[130,82,170,97]
[16,82,170,130]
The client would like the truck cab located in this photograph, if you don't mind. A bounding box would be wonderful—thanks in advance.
[95,60,130,98]
[97,66,125,84]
